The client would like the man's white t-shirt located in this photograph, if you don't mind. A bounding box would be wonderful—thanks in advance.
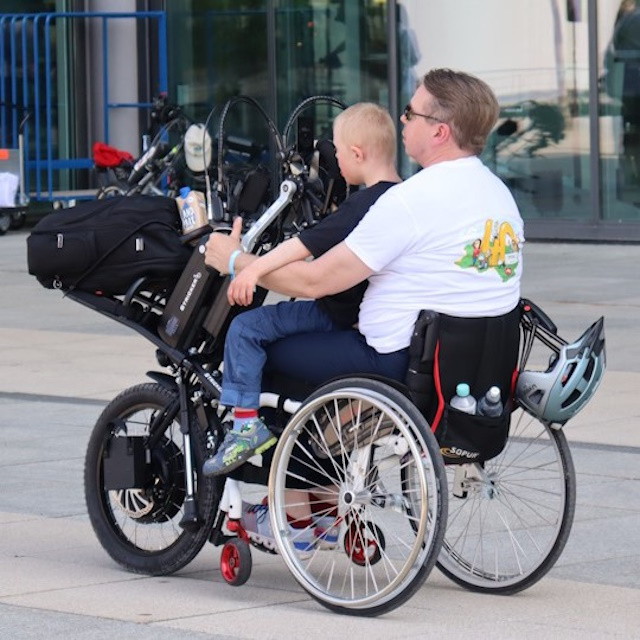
[344,156,525,353]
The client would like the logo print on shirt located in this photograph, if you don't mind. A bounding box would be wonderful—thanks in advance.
[456,219,521,281]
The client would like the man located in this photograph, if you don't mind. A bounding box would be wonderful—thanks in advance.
[205,68,524,390]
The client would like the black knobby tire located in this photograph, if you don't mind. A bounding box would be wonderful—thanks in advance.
[437,408,576,594]
[84,383,218,575]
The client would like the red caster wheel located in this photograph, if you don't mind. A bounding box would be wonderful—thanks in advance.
[344,520,385,566]
[220,538,252,586]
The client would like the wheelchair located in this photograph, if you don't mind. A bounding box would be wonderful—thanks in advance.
[59,96,605,615]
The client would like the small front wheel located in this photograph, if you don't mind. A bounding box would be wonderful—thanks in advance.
[220,538,253,586]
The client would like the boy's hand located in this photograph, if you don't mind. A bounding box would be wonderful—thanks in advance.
[227,267,258,306]
[204,217,243,273]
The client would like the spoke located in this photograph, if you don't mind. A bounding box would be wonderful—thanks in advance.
[310,413,348,480]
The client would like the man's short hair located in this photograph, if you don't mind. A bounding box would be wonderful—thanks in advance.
[422,69,500,155]
[334,102,397,164]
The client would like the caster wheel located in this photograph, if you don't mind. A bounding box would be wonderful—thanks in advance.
[344,520,385,567]
[220,538,252,586]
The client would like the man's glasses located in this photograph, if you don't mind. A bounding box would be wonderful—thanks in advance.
[403,103,444,123]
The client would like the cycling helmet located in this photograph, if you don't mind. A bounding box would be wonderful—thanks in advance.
[516,316,606,425]
[184,123,212,173]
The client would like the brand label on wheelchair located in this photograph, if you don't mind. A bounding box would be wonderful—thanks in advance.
[440,446,480,460]
[180,271,203,311]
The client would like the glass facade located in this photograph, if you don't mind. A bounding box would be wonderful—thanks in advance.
[163,0,639,240]
[1,0,638,238]
[599,0,640,221]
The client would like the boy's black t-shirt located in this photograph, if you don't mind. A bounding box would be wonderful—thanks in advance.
[297,180,398,328]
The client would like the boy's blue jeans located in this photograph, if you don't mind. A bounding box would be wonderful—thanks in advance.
[221,300,339,409]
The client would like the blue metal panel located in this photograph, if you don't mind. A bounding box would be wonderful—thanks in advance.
[0,10,168,204]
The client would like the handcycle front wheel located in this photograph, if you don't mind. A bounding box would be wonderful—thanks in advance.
[268,377,448,616]
[436,406,576,594]
[84,383,219,576]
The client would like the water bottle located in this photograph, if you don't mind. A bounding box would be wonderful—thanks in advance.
[176,186,208,239]
[477,386,503,417]
[450,383,477,414]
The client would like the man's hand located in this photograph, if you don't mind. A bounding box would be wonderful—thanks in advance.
[227,265,259,306]
[204,216,243,274]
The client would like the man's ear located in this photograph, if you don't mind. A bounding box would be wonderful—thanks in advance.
[434,122,452,144]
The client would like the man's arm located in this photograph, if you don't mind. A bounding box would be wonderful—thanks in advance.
[255,241,372,299]
[228,237,311,305]
[204,218,372,303]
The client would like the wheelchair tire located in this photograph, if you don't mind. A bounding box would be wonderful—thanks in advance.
[84,383,219,576]
[268,377,447,616]
[436,407,576,594]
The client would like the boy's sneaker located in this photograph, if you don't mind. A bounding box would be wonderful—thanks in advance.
[241,500,316,553]
[313,515,340,548]
[203,418,277,476]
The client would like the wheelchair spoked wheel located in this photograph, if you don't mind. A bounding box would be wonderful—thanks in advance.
[436,407,576,594]
[268,377,447,616]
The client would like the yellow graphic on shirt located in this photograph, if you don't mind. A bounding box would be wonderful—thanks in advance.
[456,219,521,281]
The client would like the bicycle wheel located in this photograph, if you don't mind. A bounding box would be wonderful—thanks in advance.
[96,184,126,199]
[85,383,218,575]
[436,406,576,594]
[0,212,10,235]
[268,377,447,616]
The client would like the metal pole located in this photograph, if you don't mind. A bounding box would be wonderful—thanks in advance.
[588,0,601,224]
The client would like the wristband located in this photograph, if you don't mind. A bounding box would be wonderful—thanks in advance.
[228,249,242,279]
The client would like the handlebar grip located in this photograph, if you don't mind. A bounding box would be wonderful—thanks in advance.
[520,298,557,334]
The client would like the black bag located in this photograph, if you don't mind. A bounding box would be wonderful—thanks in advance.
[27,195,192,295]
[405,306,520,465]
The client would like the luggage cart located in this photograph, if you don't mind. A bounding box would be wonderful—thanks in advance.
[0,112,28,235]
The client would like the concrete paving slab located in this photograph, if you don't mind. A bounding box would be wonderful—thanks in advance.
[3,567,310,623]
[0,603,218,640]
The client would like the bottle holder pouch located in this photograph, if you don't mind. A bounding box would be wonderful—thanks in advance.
[435,403,511,465]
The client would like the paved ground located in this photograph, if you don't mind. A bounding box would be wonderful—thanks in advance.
[1,227,639,639]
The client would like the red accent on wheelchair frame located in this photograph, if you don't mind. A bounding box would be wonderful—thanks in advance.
[430,341,445,433]
[227,518,250,543]
[510,367,519,398]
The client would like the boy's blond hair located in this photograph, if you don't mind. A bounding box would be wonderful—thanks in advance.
[334,102,396,164]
